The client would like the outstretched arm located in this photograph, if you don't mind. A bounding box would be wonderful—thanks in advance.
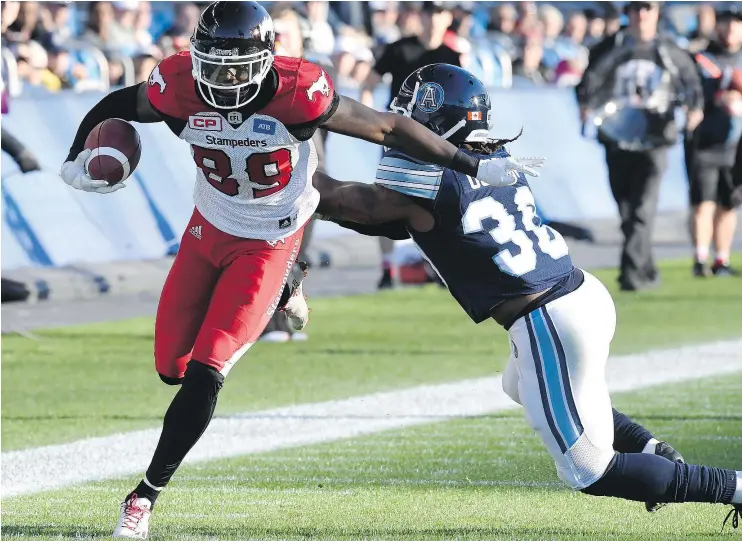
[320,96,545,187]
[320,95,480,178]
[313,170,433,237]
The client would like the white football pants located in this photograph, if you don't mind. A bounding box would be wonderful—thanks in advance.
[502,270,618,489]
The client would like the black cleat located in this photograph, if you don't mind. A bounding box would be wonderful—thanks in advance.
[711,262,739,277]
[377,268,394,290]
[722,504,740,532]
[693,260,712,278]
[645,441,685,513]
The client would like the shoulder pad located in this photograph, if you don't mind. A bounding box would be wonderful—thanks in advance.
[375,150,443,200]
[147,52,200,119]
[261,57,337,125]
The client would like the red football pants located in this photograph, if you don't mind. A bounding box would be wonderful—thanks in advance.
[154,208,303,379]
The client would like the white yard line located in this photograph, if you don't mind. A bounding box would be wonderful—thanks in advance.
[3,339,742,498]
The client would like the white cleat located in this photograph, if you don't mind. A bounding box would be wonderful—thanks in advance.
[113,494,152,539]
[283,262,310,331]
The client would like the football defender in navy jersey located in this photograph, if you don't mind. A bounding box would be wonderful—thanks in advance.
[313,64,742,525]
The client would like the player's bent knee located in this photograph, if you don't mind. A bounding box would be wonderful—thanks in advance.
[501,368,520,405]
[182,360,225,395]
[556,435,615,490]
[158,373,184,386]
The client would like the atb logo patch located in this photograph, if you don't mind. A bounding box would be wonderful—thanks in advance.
[148,64,167,94]
[188,114,223,131]
[253,118,276,135]
[227,111,243,125]
[306,70,331,101]
[189,225,202,240]
[278,216,292,229]
[417,82,444,113]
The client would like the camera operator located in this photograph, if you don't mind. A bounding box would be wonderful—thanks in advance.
[576,1,703,291]
[685,8,742,277]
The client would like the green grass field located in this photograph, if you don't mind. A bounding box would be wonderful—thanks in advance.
[2,257,741,540]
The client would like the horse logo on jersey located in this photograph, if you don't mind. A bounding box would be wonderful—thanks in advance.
[148,64,167,94]
[417,82,444,113]
[307,70,331,102]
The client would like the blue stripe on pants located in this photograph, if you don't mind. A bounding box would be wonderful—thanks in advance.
[525,314,567,453]
[531,308,582,449]
[542,307,584,435]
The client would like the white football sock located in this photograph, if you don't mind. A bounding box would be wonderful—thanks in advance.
[642,437,660,454]
[696,246,709,263]
[715,251,730,265]
[732,471,742,504]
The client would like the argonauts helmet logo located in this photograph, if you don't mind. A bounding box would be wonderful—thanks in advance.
[416,82,445,113]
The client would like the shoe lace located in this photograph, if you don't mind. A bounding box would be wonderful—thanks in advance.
[122,493,147,530]
[722,505,740,532]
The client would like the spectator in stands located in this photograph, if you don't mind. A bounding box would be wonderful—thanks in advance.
[5,2,52,47]
[333,34,374,88]
[360,0,457,289]
[577,1,704,291]
[512,35,548,85]
[603,4,622,37]
[516,1,539,36]
[688,3,716,54]
[158,2,200,55]
[396,2,422,38]
[81,1,134,84]
[685,8,742,277]
[564,11,588,46]
[487,3,518,58]
[583,8,606,48]
[133,52,158,84]
[540,4,564,44]
[369,1,400,46]
[1,1,40,174]
[47,2,73,48]
[304,1,335,56]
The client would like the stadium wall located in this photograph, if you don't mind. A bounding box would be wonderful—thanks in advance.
[1,86,690,270]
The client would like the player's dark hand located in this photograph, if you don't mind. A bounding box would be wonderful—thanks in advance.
[17,151,40,174]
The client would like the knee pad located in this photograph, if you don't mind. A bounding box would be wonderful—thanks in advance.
[501,361,521,405]
[159,373,184,386]
[183,360,225,394]
[558,435,615,490]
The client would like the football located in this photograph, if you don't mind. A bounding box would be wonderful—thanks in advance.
[84,118,141,185]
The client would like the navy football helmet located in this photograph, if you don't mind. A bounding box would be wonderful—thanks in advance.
[191,1,276,109]
[390,64,491,144]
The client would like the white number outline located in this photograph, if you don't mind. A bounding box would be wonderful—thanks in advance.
[461,186,569,277]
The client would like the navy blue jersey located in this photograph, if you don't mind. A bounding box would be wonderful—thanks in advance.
[375,148,575,323]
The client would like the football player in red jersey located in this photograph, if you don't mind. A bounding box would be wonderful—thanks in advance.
[58,2,543,537]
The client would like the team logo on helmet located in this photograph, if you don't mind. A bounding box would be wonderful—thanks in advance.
[417,82,444,113]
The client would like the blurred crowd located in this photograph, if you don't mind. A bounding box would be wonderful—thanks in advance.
[2,1,740,97]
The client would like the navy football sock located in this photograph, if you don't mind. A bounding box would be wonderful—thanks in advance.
[582,452,737,504]
[612,408,654,453]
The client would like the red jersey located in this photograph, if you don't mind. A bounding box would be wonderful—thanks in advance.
[146,51,337,240]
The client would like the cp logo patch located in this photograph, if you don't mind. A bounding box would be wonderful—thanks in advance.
[417,82,444,113]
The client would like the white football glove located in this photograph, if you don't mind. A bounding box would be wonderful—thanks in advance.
[476,156,546,187]
[59,149,126,194]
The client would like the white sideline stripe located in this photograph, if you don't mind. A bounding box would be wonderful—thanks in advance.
[2,339,741,498]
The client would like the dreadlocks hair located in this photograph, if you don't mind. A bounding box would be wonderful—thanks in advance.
[462,128,523,154]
